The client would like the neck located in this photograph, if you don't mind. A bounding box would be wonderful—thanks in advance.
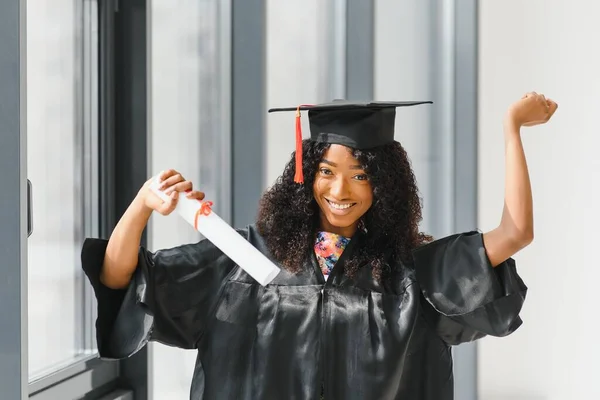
[319,215,357,238]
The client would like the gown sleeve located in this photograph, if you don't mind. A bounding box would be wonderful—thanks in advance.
[412,230,528,345]
[80,232,242,360]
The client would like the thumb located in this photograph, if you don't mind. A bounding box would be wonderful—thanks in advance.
[157,191,179,215]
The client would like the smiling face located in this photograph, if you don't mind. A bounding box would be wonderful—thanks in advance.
[313,144,373,237]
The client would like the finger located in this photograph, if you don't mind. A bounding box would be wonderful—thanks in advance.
[542,101,550,114]
[158,169,178,183]
[546,99,558,117]
[164,180,193,195]
[159,173,185,190]
[538,94,549,110]
[185,190,206,200]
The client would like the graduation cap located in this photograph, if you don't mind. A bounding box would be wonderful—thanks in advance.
[268,100,432,183]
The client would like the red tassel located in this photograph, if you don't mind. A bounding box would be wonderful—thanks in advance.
[294,106,304,184]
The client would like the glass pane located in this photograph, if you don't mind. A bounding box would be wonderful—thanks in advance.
[149,0,227,397]
[27,0,91,379]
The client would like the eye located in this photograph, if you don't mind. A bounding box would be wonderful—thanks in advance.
[353,173,369,181]
[319,167,333,175]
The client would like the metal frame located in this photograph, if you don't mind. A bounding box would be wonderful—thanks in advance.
[218,0,233,224]
[451,2,479,399]
[0,0,28,398]
[29,358,120,400]
[99,0,117,239]
[74,0,88,358]
[29,353,108,393]
[454,1,479,231]
[83,0,103,355]
[232,0,267,227]
[323,0,347,101]
[430,1,456,237]
[113,0,150,397]
[346,0,374,100]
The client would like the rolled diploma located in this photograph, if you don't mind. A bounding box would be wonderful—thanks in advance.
[148,176,280,286]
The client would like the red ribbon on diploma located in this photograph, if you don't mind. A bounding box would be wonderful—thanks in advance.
[183,189,213,230]
[194,201,213,230]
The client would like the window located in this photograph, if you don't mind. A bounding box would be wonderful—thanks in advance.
[27,0,99,380]
[2,0,146,398]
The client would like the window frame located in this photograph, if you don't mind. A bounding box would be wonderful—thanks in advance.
[0,0,28,397]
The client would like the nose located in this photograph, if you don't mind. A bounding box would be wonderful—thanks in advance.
[329,176,351,200]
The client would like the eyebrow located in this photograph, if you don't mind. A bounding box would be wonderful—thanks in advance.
[321,159,364,170]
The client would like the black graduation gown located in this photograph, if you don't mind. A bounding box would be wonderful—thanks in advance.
[81,224,527,400]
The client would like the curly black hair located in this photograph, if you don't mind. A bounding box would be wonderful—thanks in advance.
[256,139,432,282]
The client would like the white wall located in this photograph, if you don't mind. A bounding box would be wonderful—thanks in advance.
[478,1,599,399]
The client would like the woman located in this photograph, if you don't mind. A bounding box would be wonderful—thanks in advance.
[82,93,557,399]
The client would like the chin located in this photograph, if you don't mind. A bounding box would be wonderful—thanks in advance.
[325,214,357,229]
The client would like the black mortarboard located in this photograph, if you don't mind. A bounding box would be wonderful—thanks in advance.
[268,100,432,183]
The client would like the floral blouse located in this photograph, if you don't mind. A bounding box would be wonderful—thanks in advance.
[314,231,351,281]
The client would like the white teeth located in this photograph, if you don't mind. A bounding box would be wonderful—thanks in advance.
[328,200,354,210]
